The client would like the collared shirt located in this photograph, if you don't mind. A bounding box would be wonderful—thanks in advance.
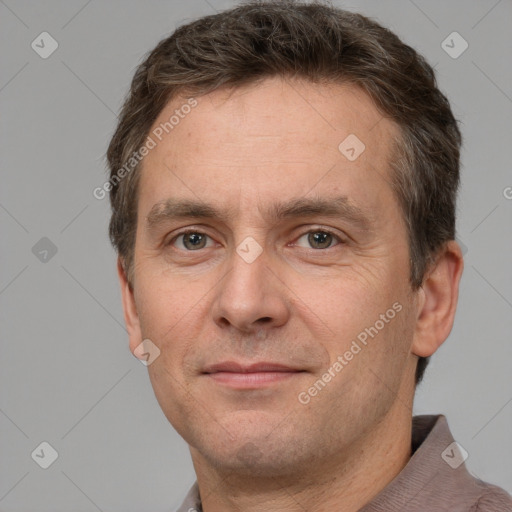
[175,415,512,511]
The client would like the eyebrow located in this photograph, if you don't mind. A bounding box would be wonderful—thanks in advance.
[145,195,374,233]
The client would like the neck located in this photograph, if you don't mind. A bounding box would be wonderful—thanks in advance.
[190,402,413,512]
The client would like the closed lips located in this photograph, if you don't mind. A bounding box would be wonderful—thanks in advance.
[202,362,304,373]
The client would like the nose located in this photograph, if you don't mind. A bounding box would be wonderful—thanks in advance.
[211,242,290,333]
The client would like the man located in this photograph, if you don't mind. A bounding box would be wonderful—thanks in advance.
[106,1,512,510]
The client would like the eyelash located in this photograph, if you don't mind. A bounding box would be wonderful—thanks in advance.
[167,227,345,251]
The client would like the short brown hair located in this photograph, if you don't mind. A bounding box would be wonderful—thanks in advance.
[106,0,461,385]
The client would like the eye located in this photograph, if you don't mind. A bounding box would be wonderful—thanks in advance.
[169,231,214,251]
[294,229,343,250]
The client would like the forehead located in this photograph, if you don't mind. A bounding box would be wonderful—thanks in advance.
[163,78,395,157]
[138,77,401,223]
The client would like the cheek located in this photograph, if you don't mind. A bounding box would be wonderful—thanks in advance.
[136,277,205,433]
[313,300,413,422]
[135,262,193,328]
[134,271,220,384]
[305,268,412,376]
[146,362,199,443]
[298,268,388,336]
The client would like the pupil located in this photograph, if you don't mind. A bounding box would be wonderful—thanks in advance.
[309,231,331,249]
[186,233,204,249]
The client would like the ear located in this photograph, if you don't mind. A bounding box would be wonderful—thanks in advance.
[411,240,464,358]
[117,257,143,355]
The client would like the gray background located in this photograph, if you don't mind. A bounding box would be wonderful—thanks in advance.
[1,0,511,510]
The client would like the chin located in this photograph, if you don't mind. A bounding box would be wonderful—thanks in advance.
[208,447,303,477]
[194,425,314,478]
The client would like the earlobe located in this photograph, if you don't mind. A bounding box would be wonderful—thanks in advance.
[411,240,464,358]
[117,257,143,355]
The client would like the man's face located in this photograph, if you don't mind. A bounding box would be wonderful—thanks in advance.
[121,77,422,475]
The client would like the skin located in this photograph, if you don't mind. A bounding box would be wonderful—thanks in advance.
[118,76,464,512]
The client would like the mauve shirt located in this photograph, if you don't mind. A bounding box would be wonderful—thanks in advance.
[175,415,512,511]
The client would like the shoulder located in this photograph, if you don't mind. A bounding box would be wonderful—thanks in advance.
[471,483,512,511]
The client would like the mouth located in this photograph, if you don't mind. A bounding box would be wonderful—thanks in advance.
[202,361,306,389]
